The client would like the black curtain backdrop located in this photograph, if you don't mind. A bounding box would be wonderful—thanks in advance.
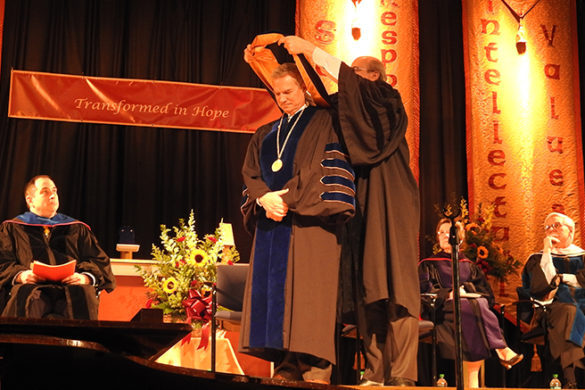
[418,0,467,257]
[0,0,582,262]
[0,0,296,260]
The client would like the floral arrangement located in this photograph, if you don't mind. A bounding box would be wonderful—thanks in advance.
[136,210,240,326]
[434,198,522,281]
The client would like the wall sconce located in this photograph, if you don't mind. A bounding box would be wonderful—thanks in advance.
[516,24,527,54]
[501,0,543,55]
[351,0,362,40]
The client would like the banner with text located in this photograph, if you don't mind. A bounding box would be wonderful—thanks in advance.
[296,0,420,179]
[8,70,281,133]
[462,0,584,292]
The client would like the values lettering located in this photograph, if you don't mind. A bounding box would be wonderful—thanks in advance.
[549,169,563,186]
[540,24,557,47]
[550,96,559,119]
[547,136,563,153]
[544,64,561,80]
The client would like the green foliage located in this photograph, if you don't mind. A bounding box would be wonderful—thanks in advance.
[434,199,522,281]
[135,210,240,320]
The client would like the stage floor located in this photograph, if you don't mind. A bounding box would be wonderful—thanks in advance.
[139,360,553,390]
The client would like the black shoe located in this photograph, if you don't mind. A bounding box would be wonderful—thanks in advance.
[386,377,416,386]
[359,379,383,386]
[499,353,524,369]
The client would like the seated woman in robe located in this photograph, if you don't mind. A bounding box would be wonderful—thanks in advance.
[419,218,523,387]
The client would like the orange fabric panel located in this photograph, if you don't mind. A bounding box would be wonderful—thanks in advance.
[296,0,420,179]
[8,70,281,133]
[462,0,584,293]
[247,33,331,107]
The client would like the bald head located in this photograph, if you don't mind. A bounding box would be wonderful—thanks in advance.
[351,56,386,82]
[544,212,575,249]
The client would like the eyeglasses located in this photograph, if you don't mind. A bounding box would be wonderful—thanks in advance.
[544,222,565,231]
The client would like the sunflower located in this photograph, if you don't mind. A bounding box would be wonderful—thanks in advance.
[188,248,209,266]
[136,211,241,322]
[465,222,481,232]
[162,277,178,293]
[477,246,489,259]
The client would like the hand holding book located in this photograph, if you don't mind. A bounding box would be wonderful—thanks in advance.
[32,260,76,282]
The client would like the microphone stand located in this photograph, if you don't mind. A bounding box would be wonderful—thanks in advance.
[443,208,464,390]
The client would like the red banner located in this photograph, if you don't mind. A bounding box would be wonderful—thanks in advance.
[462,0,584,297]
[296,0,420,179]
[8,70,281,133]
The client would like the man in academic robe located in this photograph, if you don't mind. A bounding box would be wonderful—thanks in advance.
[522,212,585,389]
[278,36,420,386]
[239,61,356,383]
[0,175,116,320]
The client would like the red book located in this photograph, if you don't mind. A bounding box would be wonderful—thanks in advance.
[32,260,76,282]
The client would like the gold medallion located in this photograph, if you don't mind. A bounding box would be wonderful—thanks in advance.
[271,159,283,172]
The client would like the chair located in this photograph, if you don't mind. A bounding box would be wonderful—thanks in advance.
[210,263,249,372]
[336,315,436,385]
[513,286,548,345]
[498,287,549,388]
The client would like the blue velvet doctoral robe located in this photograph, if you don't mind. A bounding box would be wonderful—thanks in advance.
[522,251,585,367]
[239,106,355,364]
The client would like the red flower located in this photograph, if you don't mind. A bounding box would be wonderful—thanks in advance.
[228,260,234,265]
[207,235,217,243]
[176,236,186,242]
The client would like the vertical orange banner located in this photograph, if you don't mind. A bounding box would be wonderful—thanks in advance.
[296,0,420,179]
[462,0,584,287]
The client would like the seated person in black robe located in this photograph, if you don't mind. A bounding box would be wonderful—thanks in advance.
[0,175,116,319]
[522,212,585,389]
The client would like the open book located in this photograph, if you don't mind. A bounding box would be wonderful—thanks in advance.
[32,260,76,282]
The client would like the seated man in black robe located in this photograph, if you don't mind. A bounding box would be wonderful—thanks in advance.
[522,212,585,388]
[0,175,116,319]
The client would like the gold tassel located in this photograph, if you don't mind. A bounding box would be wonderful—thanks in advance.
[531,344,542,372]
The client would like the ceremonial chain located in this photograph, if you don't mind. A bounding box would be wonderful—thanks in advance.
[272,107,305,172]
